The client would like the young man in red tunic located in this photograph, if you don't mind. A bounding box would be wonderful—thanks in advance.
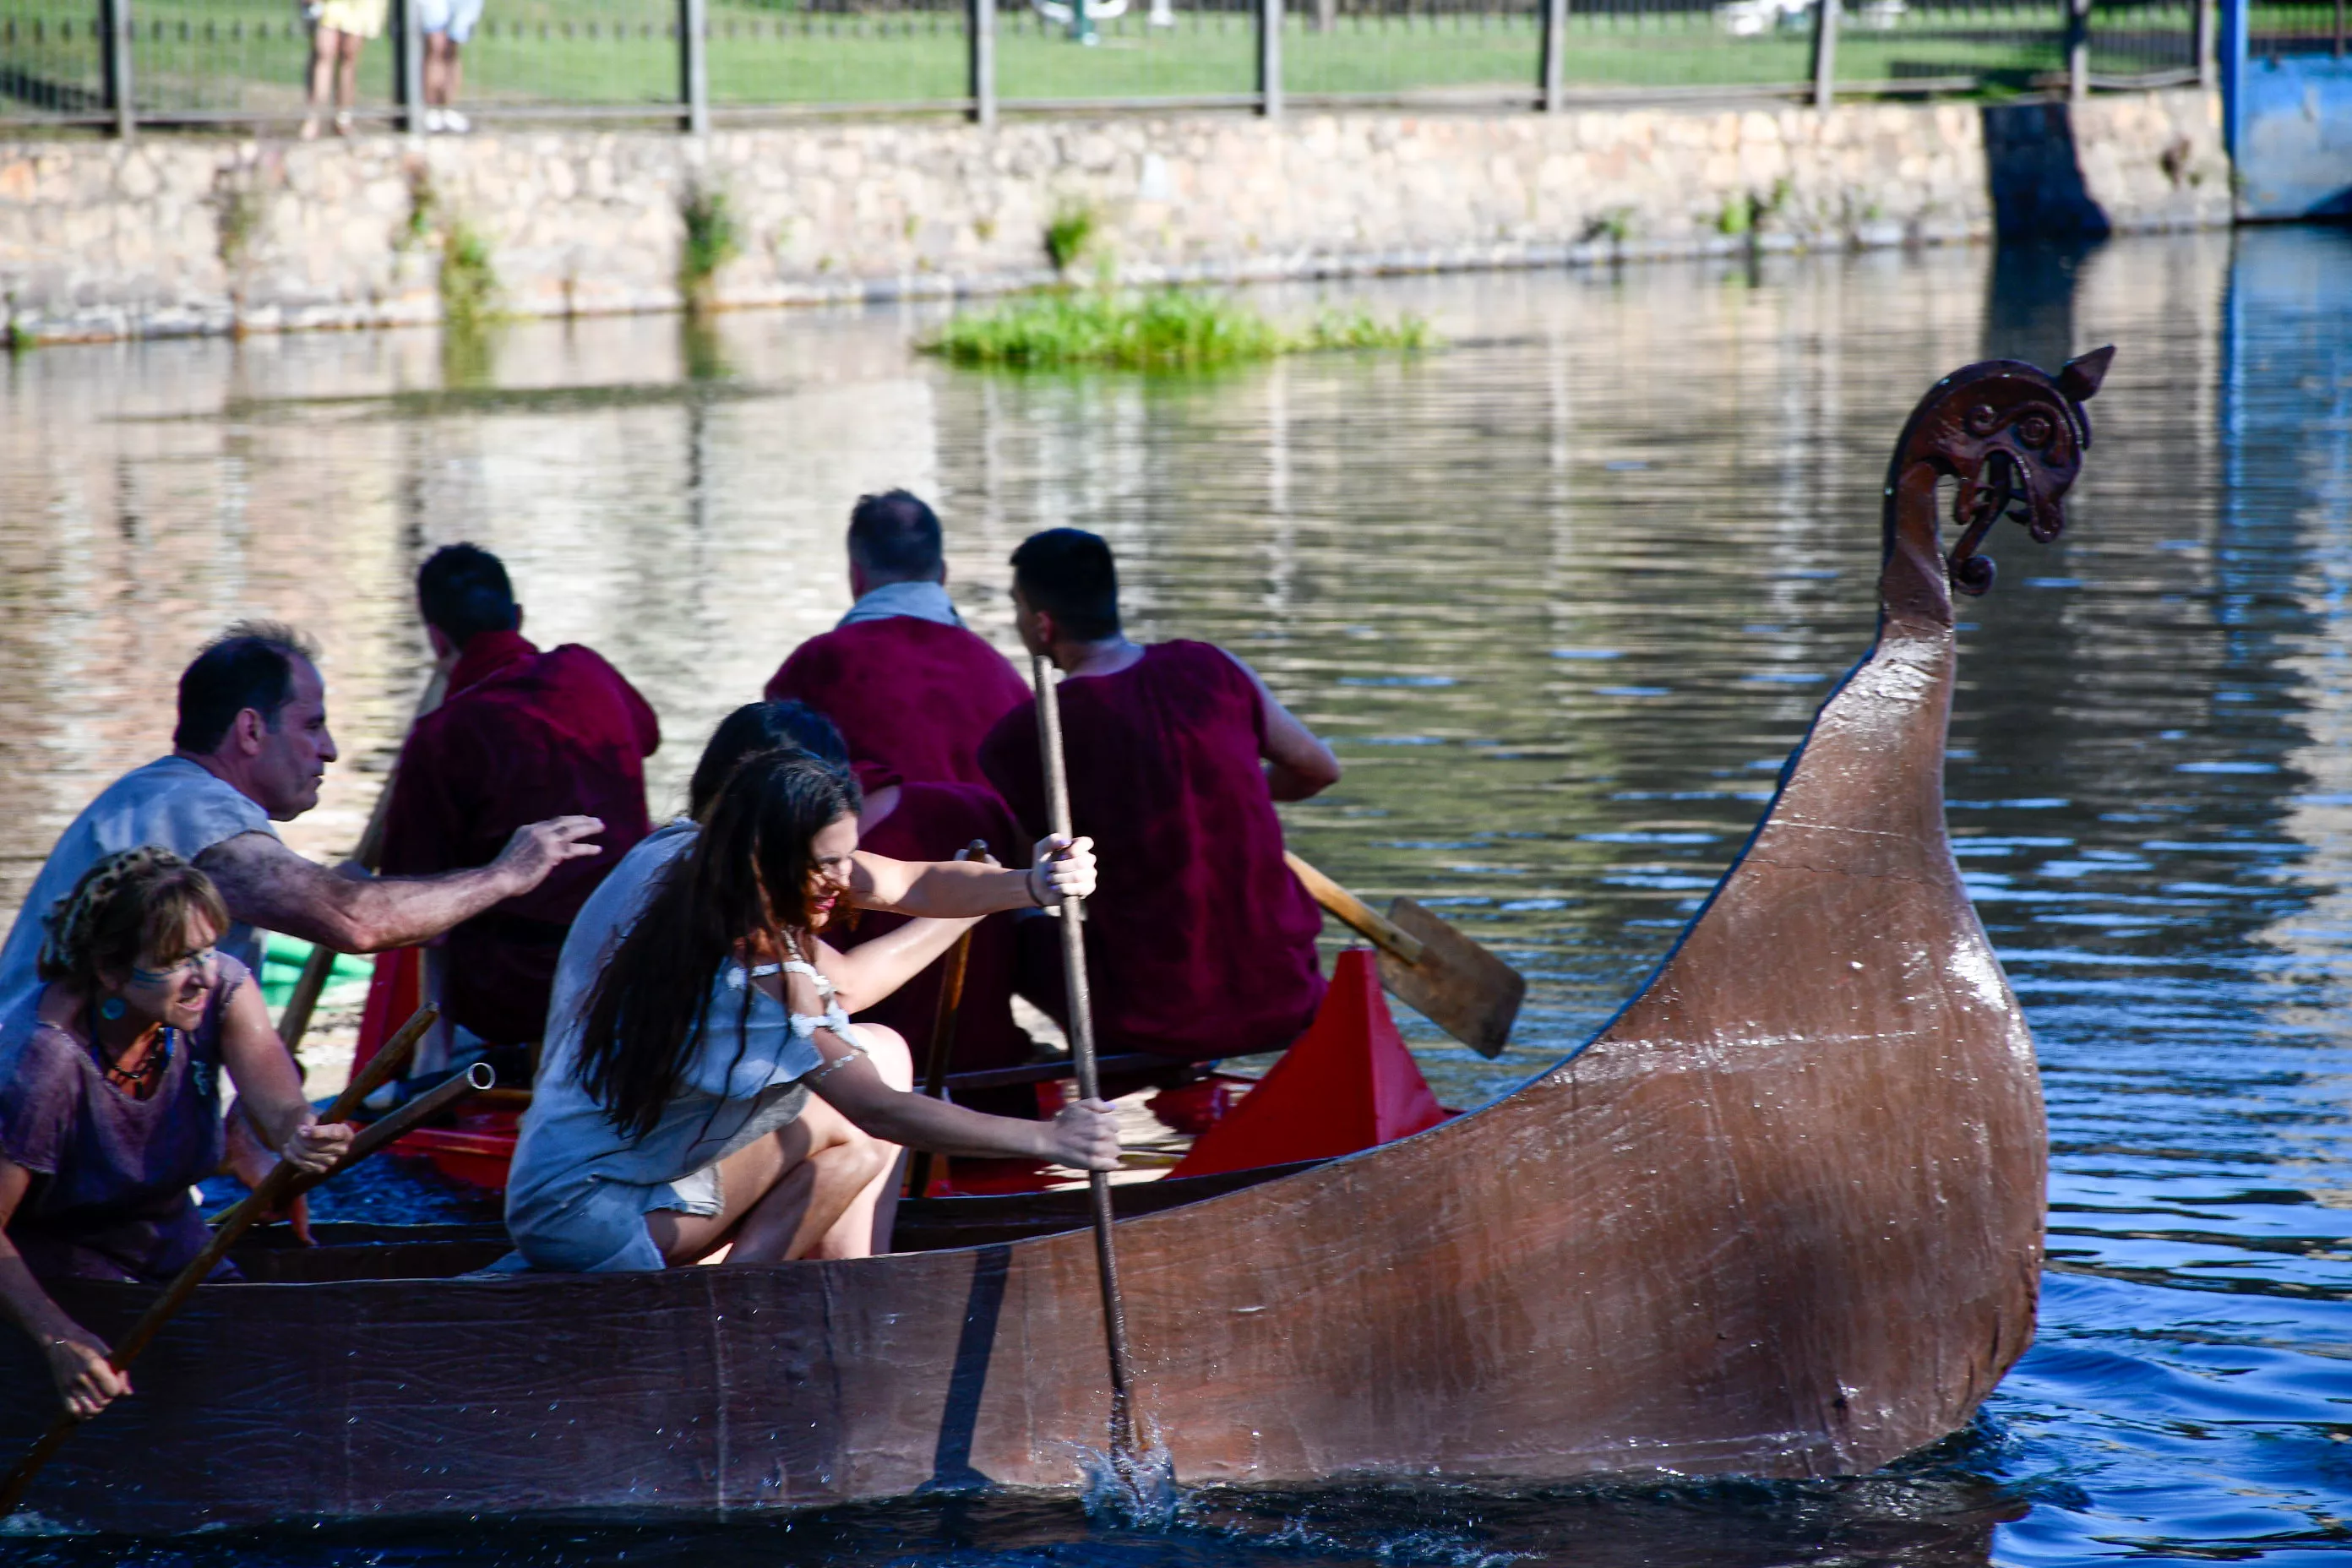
[977,528,1342,1065]
[378,544,661,1068]
[763,490,1029,790]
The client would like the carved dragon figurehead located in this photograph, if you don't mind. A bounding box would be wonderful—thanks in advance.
[1879,346,2114,625]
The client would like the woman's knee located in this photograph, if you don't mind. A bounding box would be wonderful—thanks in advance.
[857,1024,914,1092]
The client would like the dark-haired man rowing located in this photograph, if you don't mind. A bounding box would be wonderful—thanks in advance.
[978,528,1342,1067]
[0,621,601,1026]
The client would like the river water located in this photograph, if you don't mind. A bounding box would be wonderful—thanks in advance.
[0,226,2346,1565]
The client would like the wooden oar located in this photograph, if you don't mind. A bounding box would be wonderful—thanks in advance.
[1031,652,1141,1466]
[1284,851,1526,1059]
[318,1060,496,1184]
[277,666,451,1055]
[0,1003,439,1520]
[906,840,988,1202]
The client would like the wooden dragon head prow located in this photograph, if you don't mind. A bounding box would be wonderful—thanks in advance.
[1879,346,2114,625]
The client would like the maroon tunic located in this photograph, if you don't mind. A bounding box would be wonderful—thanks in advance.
[0,959,247,1283]
[765,618,1029,790]
[978,641,1326,1064]
[379,631,660,1047]
[830,781,1039,1119]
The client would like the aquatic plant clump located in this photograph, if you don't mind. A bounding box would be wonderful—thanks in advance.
[924,290,1430,370]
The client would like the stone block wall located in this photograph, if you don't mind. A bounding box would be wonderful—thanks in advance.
[0,89,2229,343]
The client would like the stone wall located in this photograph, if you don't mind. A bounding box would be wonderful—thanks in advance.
[1,88,2228,343]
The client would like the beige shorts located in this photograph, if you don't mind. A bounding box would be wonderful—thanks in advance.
[645,1161,723,1220]
[314,0,387,40]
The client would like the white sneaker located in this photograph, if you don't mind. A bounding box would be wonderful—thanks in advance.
[440,108,470,133]
[422,105,445,132]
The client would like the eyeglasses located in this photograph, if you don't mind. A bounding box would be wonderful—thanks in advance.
[131,948,219,987]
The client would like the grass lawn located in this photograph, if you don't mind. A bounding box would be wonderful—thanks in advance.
[0,0,2254,118]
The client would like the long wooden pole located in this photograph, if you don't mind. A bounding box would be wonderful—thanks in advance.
[277,667,449,1055]
[907,840,987,1202]
[1031,653,1138,1463]
[0,1004,439,1519]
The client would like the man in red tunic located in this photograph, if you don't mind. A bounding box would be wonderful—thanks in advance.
[978,528,1342,1064]
[379,544,661,1064]
[763,490,1029,790]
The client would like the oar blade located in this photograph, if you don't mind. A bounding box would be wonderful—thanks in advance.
[1376,896,1524,1059]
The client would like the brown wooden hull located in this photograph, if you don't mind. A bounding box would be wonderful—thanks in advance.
[0,361,2104,1533]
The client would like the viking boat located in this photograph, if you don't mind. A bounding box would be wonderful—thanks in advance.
[0,351,2109,1532]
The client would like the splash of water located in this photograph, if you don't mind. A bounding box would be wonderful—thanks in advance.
[1067,1418,1181,1527]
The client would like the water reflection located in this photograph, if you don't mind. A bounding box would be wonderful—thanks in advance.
[0,228,2347,1564]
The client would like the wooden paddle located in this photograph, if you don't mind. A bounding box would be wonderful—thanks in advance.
[277,665,452,1056]
[1030,653,1141,1466]
[906,839,988,1201]
[1284,852,1526,1059]
[0,1003,440,1521]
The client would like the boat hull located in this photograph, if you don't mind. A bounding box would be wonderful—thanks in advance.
[0,614,2042,1531]
[4,351,2115,1529]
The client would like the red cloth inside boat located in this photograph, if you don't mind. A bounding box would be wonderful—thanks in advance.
[378,630,660,1048]
[831,780,1041,1119]
[1168,948,1448,1179]
[978,640,1326,1064]
[764,617,1030,789]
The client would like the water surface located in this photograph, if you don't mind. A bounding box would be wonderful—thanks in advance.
[0,226,2347,1564]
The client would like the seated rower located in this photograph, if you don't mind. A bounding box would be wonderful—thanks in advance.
[378,544,661,1076]
[764,489,1030,789]
[979,528,1343,1064]
[506,753,1118,1272]
[0,850,352,1420]
[0,623,603,1025]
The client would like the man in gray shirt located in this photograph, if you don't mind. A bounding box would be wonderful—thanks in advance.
[0,622,600,1022]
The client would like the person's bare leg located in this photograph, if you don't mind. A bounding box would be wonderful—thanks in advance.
[301,26,340,138]
[731,1127,882,1265]
[647,1120,811,1266]
[334,34,363,128]
[422,34,451,106]
[803,1026,912,1260]
[792,1094,899,1260]
[644,1113,879,1267]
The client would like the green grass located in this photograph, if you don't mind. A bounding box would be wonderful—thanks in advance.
[0,0,2253,118]
[923,287,1429,369]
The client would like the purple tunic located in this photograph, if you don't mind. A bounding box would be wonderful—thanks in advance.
[0,957,246,1284]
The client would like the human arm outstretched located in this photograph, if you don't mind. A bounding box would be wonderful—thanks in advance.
[196,817,605,954]
[847,833,1095,918]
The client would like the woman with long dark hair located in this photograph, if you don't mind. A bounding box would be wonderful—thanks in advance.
[508,748,1117,1273]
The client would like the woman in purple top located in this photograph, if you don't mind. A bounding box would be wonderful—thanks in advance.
[0,848,353,1421]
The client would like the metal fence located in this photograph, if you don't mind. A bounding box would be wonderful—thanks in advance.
[0,0,2223,127]
[2246,0,2344,56]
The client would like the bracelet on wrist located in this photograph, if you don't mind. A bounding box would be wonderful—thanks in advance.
[1028,863,1048,907]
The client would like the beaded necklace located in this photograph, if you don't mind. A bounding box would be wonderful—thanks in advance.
[88,1007,176,1100]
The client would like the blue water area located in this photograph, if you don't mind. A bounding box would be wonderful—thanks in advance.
[0,226,2348,1562]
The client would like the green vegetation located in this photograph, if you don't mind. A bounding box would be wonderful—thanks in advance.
[924,288,1429,370]
[678,182,742,310]
[438,220,501,329]
[1044,201,1100,274]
